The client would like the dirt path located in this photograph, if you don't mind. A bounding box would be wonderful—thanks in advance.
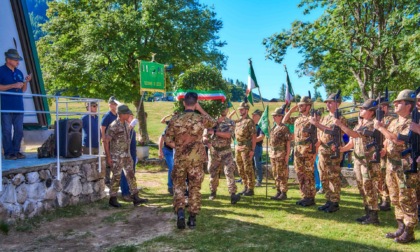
[0,204,174,251]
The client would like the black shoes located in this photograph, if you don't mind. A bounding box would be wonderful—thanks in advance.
[209,191,216,200]
[297,198,315,207]
[177,209,186,229]
[318,201,331,211]
[4,154,17,160]
[243,189,254,196]
[239,187,248,195]
[168,187,174,196]
[231,193,241,204]
[361,210,380,225]
[271,191,281,200]
[132,194,148,206]
[324,202,340,213]
[379,201,391,211]
[16,152,26,159]
[109,196,121,208]
[187,215,196,229]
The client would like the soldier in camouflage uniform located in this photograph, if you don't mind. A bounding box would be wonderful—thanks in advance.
[409,92,420,220]
[269,106,292,200]
[374,89,418,243]
[205,106,241,204]
[234,102,256,196]
[104,105,148,208]
[165,92,217,229]
[375,96,395,211]
[337,99,381,224]
[283,96,317,206]
[310,91,347,213]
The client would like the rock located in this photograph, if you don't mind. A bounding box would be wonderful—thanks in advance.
[82,182,93,195]
[16,184,28,204]
[44,186,57,200]
[0,184,17,204]
[56,192,69,207]
[23,200,37,217]
[3,203,22,219]
[63,176,82,196]
[83,163,101,182]
[62,165,80,175]
[53,179,63,192]
[26,172,40,184]
[26,182,46,200]
[12,174,25,186]
[68,196,80,205]
[38,170,51,180]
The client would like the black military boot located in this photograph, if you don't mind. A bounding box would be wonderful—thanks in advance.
[177,208,186,229]
[362,210,380,225]
[300,197,315,207]
[231,193,241,204]
[243,189,254,196]
[386,219,405,239]
[318,201,331,211]
[395,226,415,244]
[271,190,281,200]
[356,206,369,222]
[239,186,248,195]
[379,201,391,211]
[187,214,196,229]
[324,202,339,213]
[209,191,216,200]
[277,192,287,200]
[132,194,149,206]
[109,196,121,208]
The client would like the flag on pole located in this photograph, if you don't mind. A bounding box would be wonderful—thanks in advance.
[247,60,259,106]
[257,105,270,137]
[284,65,294,105]
[174,89,226,102]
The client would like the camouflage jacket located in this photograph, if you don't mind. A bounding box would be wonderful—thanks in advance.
[353,119,375,159]
[209,117,235,148]
[318,114,348,154]
[234,115,255,146]
[166,110,216,162]
[106,119,131,158]
[269,123,292,158]
[385,116,411,169]
[291,114,313,156]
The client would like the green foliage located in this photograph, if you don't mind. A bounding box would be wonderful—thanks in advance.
[279,83,286,101]
[173,64,230,118]
[264,0,420,99]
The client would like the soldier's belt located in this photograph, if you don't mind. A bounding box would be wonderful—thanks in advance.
[212,145,231,152]
[296,140,309,145]
[237,140,252,147]
[272,146,286,151]
[354,153,366,160]
[320,143,330,149]
[388,158,402,167]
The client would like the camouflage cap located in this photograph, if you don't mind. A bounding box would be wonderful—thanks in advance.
[238,102,250,110]
[298,96,313,105]
[108,96,117,104]
[271,104,286,116]
[394,89,416,102]
[252,109,262,116]
[358,99,378,111]
[5,49,23,61]
[377,96,389,105]
[117,104,132,115]
[324,92,342,103]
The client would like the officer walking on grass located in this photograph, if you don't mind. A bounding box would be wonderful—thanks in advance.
[104,104,148,208]
[234,101,256,196]
[165,92,217,229]
[205,104,241,204]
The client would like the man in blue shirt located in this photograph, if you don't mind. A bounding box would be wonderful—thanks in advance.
[101,96,118,186]
[82,101,99,155]
[0,49,32,160]
[252,109,265,187]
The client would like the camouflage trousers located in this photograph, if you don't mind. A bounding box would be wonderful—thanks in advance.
[271,156,289,192]
[110,156,138,197]
[353,158,380,210]
[208,149,237,195]
[235,148,255,190]
[172,158,204,215]
[318,152,342,203]
[294,154,316,198]
[417,170,420,207]
[386,167,418,228]
[377,158,390,203]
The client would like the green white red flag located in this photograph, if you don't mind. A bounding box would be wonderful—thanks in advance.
[174,89,226,102]
[246,60,259,106]
[284,66,294,105]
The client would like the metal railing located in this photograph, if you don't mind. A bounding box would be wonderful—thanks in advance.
[0,91,104,192]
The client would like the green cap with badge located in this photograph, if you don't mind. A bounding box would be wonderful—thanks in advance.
[117,104,132,115]
[358,99,377,111]
[394,89,416,102]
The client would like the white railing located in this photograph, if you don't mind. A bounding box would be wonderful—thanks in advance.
[0,91,103,192]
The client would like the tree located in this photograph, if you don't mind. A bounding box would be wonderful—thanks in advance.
[26,0,51,41]
[37,0,226,144]
[279,83,286,101]
[174,64,229,118]
[263,0,419,100]
[313,87,322,101]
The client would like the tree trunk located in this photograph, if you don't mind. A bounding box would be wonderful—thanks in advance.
[134,98,149,145]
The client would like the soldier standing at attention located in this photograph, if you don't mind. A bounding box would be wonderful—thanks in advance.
[104,105,148,208]
[205,105,241,204]
[234,102,256,196]
[310,91,347,213]
[269,106,292,200]
[374,89,417,243]
[252,109,265,187]
[376,96,394,211]
[337,99,381,225]
[283,96,317,206]
[165,92,216,229]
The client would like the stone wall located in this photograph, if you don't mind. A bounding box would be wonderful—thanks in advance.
[0,157,106,224]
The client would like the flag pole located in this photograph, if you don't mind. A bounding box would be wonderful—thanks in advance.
[257,87,265,110]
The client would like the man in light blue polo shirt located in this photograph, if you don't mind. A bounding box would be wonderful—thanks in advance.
[0,49,32,160]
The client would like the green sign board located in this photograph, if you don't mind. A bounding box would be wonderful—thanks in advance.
[139,60,165,92]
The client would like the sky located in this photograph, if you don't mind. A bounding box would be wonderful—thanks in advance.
[200,0,326,100]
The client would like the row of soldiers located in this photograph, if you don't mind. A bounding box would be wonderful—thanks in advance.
[163,89,419,244]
